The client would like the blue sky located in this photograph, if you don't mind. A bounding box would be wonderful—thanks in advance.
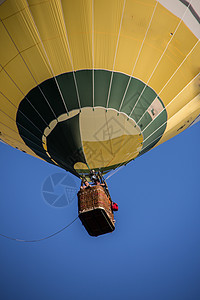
[0,122,199,300]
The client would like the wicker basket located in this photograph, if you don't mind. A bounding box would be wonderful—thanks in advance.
[78,185,115,236]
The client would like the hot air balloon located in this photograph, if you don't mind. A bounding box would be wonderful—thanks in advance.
[0,0,199,180]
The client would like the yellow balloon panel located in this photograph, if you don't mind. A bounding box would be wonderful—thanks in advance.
[149,28,198,95]
[114,0,156,75]
[0,69,23,106]
[157,95,200,147]
[0,22,18,67]
[94,0,125,70]
[0,93,16,120]
[28,0,73,74]
[21,45,53,84]
[165,75,200,119]
[159,42,200,106]
[0,110,17,132]
[5,55,36,96]
[61,0,93,70]
[3,11,37,52]
[0,0,26,19]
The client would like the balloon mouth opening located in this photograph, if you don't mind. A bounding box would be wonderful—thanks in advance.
[41,107,143,176]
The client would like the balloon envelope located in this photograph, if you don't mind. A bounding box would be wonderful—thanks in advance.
[0,0,199,177]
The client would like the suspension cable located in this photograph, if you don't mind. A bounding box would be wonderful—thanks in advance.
[0,216,79,243]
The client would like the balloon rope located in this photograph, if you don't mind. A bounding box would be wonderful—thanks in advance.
[105,165,124,180]
[0,216,79,243]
